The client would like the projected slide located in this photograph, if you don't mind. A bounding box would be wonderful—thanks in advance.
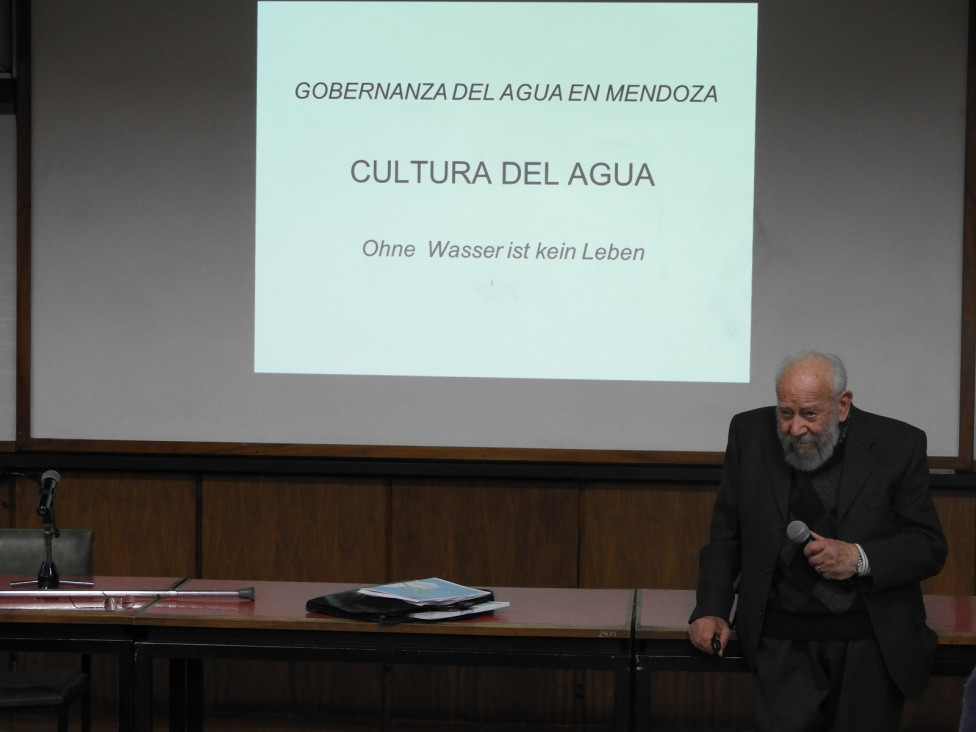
[255,1,757,382]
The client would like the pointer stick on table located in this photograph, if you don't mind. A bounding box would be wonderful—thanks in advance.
[0,586,256,601]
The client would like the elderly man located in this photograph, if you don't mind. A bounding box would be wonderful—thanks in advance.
[689,351,946,732]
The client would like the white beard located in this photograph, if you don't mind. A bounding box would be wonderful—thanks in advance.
[777,410,841,472]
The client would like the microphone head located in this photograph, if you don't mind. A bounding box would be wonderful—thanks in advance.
[786,520,810,544]
[36,470,60,518]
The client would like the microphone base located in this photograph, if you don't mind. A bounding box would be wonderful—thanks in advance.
[37,562,59,590]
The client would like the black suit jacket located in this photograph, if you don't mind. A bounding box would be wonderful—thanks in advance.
[691,405,947,698]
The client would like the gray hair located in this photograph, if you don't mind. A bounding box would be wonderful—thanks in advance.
[776,351,848,397]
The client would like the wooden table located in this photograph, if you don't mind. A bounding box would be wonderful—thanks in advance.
[920,594,976,674]
[5,580,973,732]
[132,580,635,732]
[0,575,183,731]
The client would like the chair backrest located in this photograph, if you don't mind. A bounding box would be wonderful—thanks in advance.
[0,529,94,576]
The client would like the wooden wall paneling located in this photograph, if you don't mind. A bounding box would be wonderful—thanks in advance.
[201,659,386,720]
[387,663,591,727]
[646,671,754,731]
[387,477,583,727]
[925,489,976,595]
[580,482,723,727]
[640,676,968,732]
[903,677,967,731]
[200,474,389,582]
[13,471,197,576]
[199,475,390,719]
[389,478,580,587]
[1,476,12,527]
[579,481,716,590]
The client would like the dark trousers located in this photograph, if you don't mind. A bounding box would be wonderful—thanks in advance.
[753,635,904,732]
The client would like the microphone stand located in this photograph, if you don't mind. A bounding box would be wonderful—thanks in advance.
[6,471,93,590]
[37,509,60,590]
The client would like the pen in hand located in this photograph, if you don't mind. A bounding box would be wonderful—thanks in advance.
[711,633,722,656]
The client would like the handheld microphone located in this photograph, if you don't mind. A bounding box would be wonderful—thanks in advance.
[787,519,855,586]
[786,519,813,546]
[36,470,60,518]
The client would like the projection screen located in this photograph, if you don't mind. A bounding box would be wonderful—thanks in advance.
[22,0,968,458]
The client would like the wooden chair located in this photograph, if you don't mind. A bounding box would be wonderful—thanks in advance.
[0,528,94,732]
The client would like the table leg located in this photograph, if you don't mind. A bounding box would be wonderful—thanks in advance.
[632,660,651,732]
[614,665,633,732]
[117,645,136,732]
[168,657,204,732]
[133,645,154,732]
[169,659,186,732]
[187,659,204,732]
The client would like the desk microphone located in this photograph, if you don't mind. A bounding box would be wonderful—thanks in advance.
[36,470,61,590]
[37,470,60,518]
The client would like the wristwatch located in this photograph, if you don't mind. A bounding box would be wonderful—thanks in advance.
[855,546,865,576]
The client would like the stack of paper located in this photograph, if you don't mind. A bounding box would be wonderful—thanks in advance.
[407,602,509,621]
[358,577,492,606]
